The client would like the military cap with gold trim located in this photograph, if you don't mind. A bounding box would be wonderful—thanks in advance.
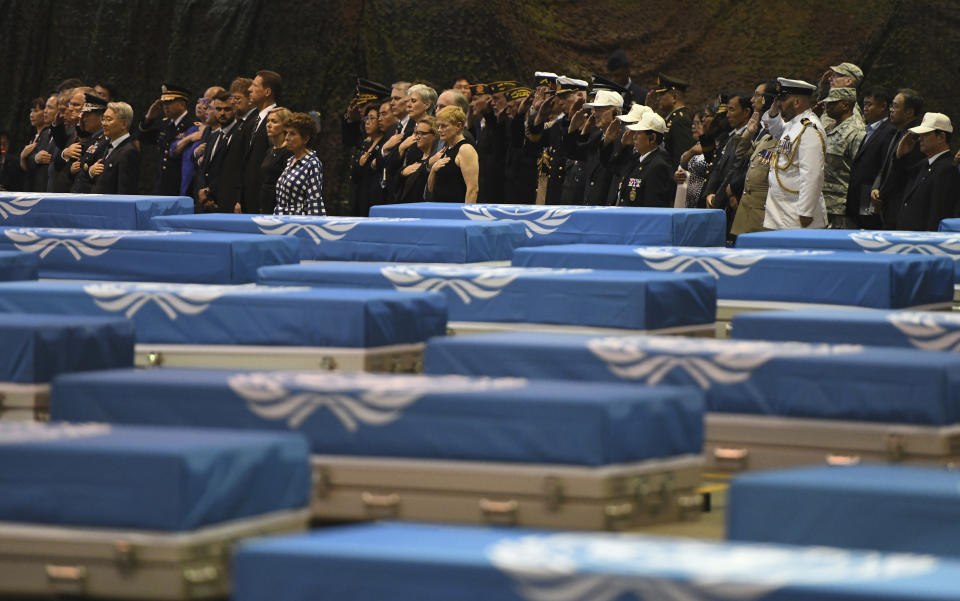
[775,77,817,98]
[81,93,108,113]
[485,80,521,94]
[653,74,689,94]
[535,72,558,88]
[556,76,589,95]
[160,83,191,102]
[356,78,391,104]
[505,87,533,101]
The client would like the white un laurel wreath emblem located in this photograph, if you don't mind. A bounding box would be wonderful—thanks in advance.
[84,283,308,319]
[886,312,960,352]
[380,266,592,304]
[633,247,833,278]
[252,216,417,245]
[586,336,862,388]
[227,372,527,430]
[5,228,189,260]
[462,205,614,238]
[0,195,43,220]
[487,533,938,601]
[849,231,960,258]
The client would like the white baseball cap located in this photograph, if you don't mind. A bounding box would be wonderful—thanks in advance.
[616,103,652,124]
[626,112,668,134]
[583,89,624,109]
[909,112,953,134]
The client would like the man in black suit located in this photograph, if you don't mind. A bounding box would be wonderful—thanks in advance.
[90,102,140,195]
[197,91,240,212]
[845,87,897,228]
[871,88,925,228]
[606,49,647,108]
[892,113,960,231]
[704,94,753,233]
[619,112,674,207]
[139,83,192,195]
[242,70,281,213]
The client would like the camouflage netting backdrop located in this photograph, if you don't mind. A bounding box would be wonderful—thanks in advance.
[1,0,958,213]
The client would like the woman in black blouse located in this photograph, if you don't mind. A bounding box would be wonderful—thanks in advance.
[428,106,479,203]
[349,104,385,216]
[397,116,439,203]
[259,106,294,215]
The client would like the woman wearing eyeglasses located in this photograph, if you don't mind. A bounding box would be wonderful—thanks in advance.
[349,104,386,216]
[428,106,479,203]
[397,116,439,203]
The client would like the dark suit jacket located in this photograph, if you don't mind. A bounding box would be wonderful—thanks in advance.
[664,106,694,170]
[895,152,960,231]
[243,109,272,213]
[617,147,674,207]
[845,119,897,223]
[91,136,140,195]
[703,130,745,210]
[198,123,241,211]
[140,114,191,195]
[877,118,925,227]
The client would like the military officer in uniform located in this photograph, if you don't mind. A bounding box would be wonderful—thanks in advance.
[139,83,192,195]
[655,74,695,169]
[71,94,111,193]
[764,78,827,230]
[618,112,674,207]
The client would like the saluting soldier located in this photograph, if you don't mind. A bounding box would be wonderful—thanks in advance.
[618,112,675,207]
[526,75,588,204]
[764,78,827,230]
[139,83,192,195]
[655,74,695,169]
[71,94,111,193]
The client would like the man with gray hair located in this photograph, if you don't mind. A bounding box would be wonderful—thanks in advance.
[90,101,140,194]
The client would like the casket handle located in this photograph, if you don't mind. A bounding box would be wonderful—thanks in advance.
[712,447,749,471]
[146,352,164,367]
[45,564,87,593]
[826,453,861,466]
[479,498,519,524]
[361,491,401,517]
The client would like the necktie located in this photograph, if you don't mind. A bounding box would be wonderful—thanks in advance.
[396,122,403,136]
[208,131,222,162]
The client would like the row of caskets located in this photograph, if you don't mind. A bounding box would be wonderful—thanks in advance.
[4,193,960,600]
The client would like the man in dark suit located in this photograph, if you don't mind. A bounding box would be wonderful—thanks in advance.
[606,49,647,108]
[242,70,281,213]
[704,94,753,233]
[619,112,674,207]
[871,88,925,228]
[139,83,192,195]
[892,113,960,231]
[90,102,140,195]
[197,91,240,212]
[845,87,897,228]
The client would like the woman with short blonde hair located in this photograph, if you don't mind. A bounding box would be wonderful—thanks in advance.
[259,106,294,214]
[428,106,478,203]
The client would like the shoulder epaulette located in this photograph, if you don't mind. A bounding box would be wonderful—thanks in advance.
[800,118,813,127]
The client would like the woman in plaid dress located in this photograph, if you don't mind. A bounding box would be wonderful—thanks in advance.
[274,112,325,215]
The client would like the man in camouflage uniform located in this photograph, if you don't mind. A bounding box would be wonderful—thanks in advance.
[822,87,865,228]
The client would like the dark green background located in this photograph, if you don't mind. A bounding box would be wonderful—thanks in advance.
[2,0,957,212]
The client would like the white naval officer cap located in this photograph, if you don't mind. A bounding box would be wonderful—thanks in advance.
[616,103,652,124]
[909,112,953,134]
[775,77,817,97]
[625,112,668,134]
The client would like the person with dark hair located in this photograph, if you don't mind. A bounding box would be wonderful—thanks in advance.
[453,78,472,103]
[55,78,85,93]
[90,102,140,195]
[18,97,47,191]
[0,131,21,191]
[139,83,193,195]
[349,104,386,215]
[93,82,118,101]
[619,112,674,206]
[704,94,754,232]
[274,112,325,216]
[48,87,91,192]
[23,94,58,192]
[70,94,111,194]
[871,88,925,227]
[606,49,647,107]
[244,70,281,212]
[845,86,896,228]
[197,91,242,212]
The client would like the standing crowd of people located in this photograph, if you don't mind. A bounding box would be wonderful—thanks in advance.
[4,70,325,216]
[3,50,959,234]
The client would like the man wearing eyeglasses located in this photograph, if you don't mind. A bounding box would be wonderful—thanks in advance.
[139,83,192,195]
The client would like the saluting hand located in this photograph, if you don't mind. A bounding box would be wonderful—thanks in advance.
[896,134,916,158]
[602,118,620,144]
[89,159,104,177]
[518,93,534,116]
[568,108,589,133]
[345,97,362,122]
[145,99,164,120]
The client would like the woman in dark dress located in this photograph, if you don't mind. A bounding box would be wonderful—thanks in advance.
[427,106,479,203]
[259,107,293,215]
[397,116,439,203]
[348,104,385,215]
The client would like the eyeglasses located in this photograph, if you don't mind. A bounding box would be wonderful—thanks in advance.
[414,130,434,137]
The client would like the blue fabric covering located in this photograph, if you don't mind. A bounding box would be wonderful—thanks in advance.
[0,281,447,347]
[939,218,960,232]
[151,214,527,262]
[732,309,960,351]
[424,332,960,425]
[0,192,192,229]
[369,202,727,246]
[737,229,960,282]
[0,251,38,281]
[0,314,134,383]
[0,422,309,531]
[512,244,954,307]
[233,522,960,601]
[257,262,716,330]
[51,369,703,465]
[728,465,960,558]
[0,227,299,283]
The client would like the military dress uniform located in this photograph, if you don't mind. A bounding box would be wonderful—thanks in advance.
[764,107,827,230]
[139,84,192,196]
[730,129,776,235]
[664,105,694,170]
[71,131,110,193]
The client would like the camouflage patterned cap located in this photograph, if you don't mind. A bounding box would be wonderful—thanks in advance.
[829,62,863,86]
[823,87,857,104]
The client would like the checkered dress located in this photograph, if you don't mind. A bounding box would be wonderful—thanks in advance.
[274,151,326,216]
